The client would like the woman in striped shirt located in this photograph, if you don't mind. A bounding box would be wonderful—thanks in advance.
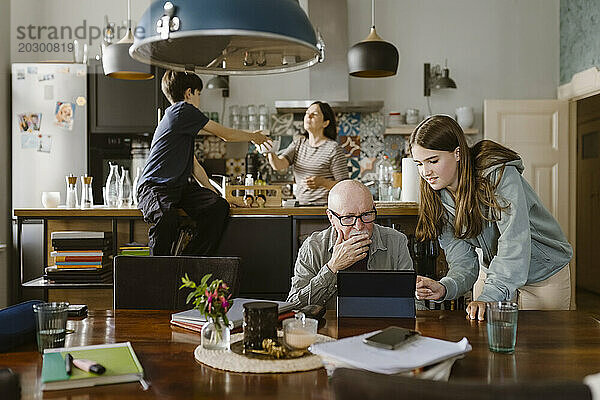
[265,101,349,205]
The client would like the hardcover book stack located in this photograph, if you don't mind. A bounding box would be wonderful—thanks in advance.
[44,231,114,284]
[119,242,150,256]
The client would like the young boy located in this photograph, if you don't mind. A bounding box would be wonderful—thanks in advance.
[137,71,269,256]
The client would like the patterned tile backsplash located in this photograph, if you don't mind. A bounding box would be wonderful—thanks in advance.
[197,111,407,185]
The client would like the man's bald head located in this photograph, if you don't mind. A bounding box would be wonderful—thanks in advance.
[328,180,373,212]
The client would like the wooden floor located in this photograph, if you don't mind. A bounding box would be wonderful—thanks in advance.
[576,287,600,311]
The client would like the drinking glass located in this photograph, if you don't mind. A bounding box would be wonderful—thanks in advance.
[33,302,69,353]
[486,302,518,353]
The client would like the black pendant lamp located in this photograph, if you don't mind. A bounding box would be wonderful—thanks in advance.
[348,0,399,78]
[102,0,154,80]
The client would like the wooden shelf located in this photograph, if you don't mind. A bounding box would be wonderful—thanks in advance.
[384,126,479,135]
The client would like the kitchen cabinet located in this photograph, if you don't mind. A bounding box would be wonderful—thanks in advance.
[87,59,169,135]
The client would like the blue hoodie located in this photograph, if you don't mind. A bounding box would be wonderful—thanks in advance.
[437,159,572,302]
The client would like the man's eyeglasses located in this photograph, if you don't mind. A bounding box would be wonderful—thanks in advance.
[328,209,377,227]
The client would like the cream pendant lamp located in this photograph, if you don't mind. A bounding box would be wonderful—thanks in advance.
[348,0,399,78]
[103,0,154,80]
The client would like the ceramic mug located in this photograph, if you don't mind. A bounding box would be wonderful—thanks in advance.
[41,192,60,208]
[455,106,474,129]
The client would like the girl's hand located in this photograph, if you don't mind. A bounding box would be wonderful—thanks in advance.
[466,301,487,320]
[415,275,446,300]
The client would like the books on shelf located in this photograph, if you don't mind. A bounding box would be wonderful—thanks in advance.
[51,232,113,252]
[44,266,113,284]
[51,251,104,257]
[171,298,295,330]
[50,231,112,240]
[119,242,150,256]
[41,342,145,391]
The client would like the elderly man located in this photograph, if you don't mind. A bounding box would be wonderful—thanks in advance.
[287,180,414,308]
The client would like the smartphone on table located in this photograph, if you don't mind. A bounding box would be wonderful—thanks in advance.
[67,304,88,318]
[363,326,420,350]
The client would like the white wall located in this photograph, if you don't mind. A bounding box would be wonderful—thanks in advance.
[347,0,559,131]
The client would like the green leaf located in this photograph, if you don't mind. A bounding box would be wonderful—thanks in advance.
[200,273,212,287]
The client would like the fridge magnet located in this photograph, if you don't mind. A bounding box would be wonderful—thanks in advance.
[20,134,38,149]
[38,73,55,82]
[57,67,70,74]
[16,69,25,80]
[26,66,37,74]
[76,96,86,106]
[54,101,75,130]
[17,113,42,132]
[37,135,52,153]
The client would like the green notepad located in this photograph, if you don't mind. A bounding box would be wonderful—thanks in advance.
[41,342,144,391]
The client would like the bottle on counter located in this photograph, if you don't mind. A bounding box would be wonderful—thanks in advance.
[132,167,142,206]
[377,155,393,202]
[245,173,254,196]
[105,162,120,207]
[66,174,78,208]
[118,167,132,208]
[80,174,93,209]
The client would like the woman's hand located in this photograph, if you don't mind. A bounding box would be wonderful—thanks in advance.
[466,301,487,321]
[415,275,446,300]
[305,176,325,189]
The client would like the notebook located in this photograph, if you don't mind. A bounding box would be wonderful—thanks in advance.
[41,342,144,391]
[171,297,295,329]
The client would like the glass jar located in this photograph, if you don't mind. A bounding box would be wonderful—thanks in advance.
[201,317,232,350]
[406,108,420,125]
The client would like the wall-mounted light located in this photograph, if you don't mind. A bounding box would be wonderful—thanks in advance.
[348,0,399,78]
[206,75,229,98]
[424,60,457,96]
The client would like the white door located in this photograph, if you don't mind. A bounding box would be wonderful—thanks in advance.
[483,100,570,236]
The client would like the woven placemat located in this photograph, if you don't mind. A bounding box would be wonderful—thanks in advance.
[194,333,334,373]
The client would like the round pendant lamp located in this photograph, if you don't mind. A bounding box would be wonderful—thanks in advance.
[129,0,325,75]
[102,0,154,80]
[348,0,399,78]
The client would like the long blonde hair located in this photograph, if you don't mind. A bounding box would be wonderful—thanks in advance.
[409,115,520,240]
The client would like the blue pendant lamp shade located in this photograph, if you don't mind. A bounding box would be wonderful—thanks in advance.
[130,0,324,75]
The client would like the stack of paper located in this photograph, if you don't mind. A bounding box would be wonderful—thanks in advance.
[309,331,471,375]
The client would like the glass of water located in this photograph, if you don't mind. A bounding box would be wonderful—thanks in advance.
[486,301,518,354]
[33,302,69,353]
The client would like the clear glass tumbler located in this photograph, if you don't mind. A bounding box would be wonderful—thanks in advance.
[486,301,518,354]
[33,302,69,353]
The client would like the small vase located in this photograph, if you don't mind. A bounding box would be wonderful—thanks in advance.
[201,317,232,350]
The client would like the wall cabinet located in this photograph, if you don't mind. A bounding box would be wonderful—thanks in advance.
[87,59,168,135]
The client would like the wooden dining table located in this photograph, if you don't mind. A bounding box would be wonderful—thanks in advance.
[2,309,600,399]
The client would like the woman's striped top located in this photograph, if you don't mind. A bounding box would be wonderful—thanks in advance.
[281,136,349,205]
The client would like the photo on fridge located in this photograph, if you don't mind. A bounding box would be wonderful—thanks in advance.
[54,101,75,130]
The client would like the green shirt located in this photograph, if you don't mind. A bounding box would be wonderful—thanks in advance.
[286,224,414,309]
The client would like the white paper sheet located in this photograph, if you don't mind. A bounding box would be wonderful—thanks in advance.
[309,331,471,375]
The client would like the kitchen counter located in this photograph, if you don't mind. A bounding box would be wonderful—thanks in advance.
[12,203,419,308]
[14,202,419,217]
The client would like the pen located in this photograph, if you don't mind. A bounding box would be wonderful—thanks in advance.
[65,353,73,375]
[73,358,106,375]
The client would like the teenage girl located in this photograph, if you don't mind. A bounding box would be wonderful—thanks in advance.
[410,115,572,320]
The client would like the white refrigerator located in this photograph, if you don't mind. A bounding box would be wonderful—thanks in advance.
[11,63,87,209]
